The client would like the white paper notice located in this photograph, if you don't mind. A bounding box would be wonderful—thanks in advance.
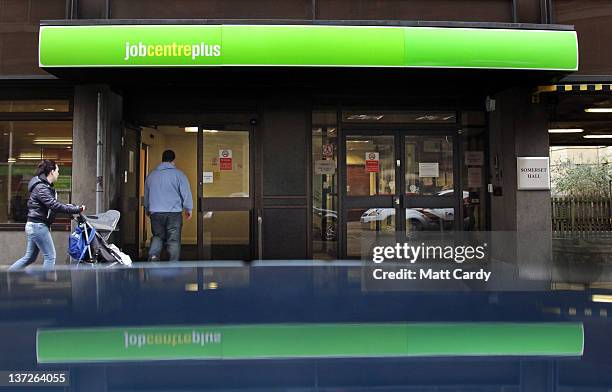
[468,167,481,188]
[203,172,214,184]
[315,160,336,175]
[418,162,439,177]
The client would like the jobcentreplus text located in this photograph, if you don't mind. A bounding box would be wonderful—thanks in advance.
[371,242,492,282]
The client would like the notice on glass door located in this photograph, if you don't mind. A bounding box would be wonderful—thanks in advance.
[418,162,439,177]
[315,159,335,175]
[365,152,380,173]
[203,171,214,184]
[219,149,232,171]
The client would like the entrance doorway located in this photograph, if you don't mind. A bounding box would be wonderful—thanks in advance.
[342,130,463,257]
[199,127,255,261]
[120,120,257,261]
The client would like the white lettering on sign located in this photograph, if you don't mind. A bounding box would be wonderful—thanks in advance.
[517,157,550,190]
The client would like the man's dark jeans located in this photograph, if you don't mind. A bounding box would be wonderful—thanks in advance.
[149,212,183,261]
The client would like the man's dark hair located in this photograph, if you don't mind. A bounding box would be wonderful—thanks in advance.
[35,160,57,176]
[162,150,175,163]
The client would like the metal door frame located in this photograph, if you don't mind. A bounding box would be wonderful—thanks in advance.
[339,125,461,259]
[119,122,143,259]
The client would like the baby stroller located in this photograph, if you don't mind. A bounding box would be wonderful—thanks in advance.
[69,210,132,267]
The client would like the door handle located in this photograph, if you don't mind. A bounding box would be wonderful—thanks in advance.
[257,213,263,260]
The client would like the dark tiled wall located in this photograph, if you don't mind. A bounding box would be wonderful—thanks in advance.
[0,0,64,75]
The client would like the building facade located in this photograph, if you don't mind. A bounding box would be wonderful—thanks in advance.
[0,0,610,264]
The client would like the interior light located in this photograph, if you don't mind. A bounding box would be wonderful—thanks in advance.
[592,294,612,303]
[583,134,612,139]
[43,108,55,111]
[184,127,219,133]
[33,142,72,145]
[585,108,612,113]
[7,158,16,163]
[548,128,584,133]
[184,283,198,292]
[207,282,219,290]
[17,153,43,160]
[33,138,73,145]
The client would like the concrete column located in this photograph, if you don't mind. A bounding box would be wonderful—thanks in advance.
[489,86,552,282]
[72,85,123,214]
[72,85,100,212]
[71,86,123,315]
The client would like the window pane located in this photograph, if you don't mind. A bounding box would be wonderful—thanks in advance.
[203,130,249,198]
[203,210,250,260]
[0,120,72,224]
[312,110,338,259]
[405,207,456,233]
[405,135,454,196]
[347,207,395,258]
[346,135,395,196]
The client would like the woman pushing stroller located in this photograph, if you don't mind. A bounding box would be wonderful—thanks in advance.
[9,160,85,270]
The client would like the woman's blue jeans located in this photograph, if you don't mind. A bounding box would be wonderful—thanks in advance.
[9,222,56,270]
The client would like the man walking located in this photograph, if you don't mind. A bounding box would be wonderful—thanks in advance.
[144,150,193,261]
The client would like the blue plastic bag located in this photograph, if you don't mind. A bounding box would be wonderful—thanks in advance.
[68,225,96,261]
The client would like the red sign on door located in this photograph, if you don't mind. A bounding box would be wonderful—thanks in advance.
[219,149,233,171]
[365,152,379,173]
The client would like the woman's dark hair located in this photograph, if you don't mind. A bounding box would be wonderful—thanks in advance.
[35,160,57,177]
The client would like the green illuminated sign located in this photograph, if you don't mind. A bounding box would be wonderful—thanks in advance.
[37,322,584,363]
[39,25,578,70]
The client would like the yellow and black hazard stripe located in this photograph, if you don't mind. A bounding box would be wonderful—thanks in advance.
[532,84,612,103]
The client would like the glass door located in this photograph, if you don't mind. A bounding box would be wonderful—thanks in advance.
[343,132,398,258]
[402,133,459,234]
[199,127,255,260]
[342,130,460,258]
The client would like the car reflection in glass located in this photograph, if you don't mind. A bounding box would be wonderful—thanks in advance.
[360,190,473,231]
[314,191,475,240]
